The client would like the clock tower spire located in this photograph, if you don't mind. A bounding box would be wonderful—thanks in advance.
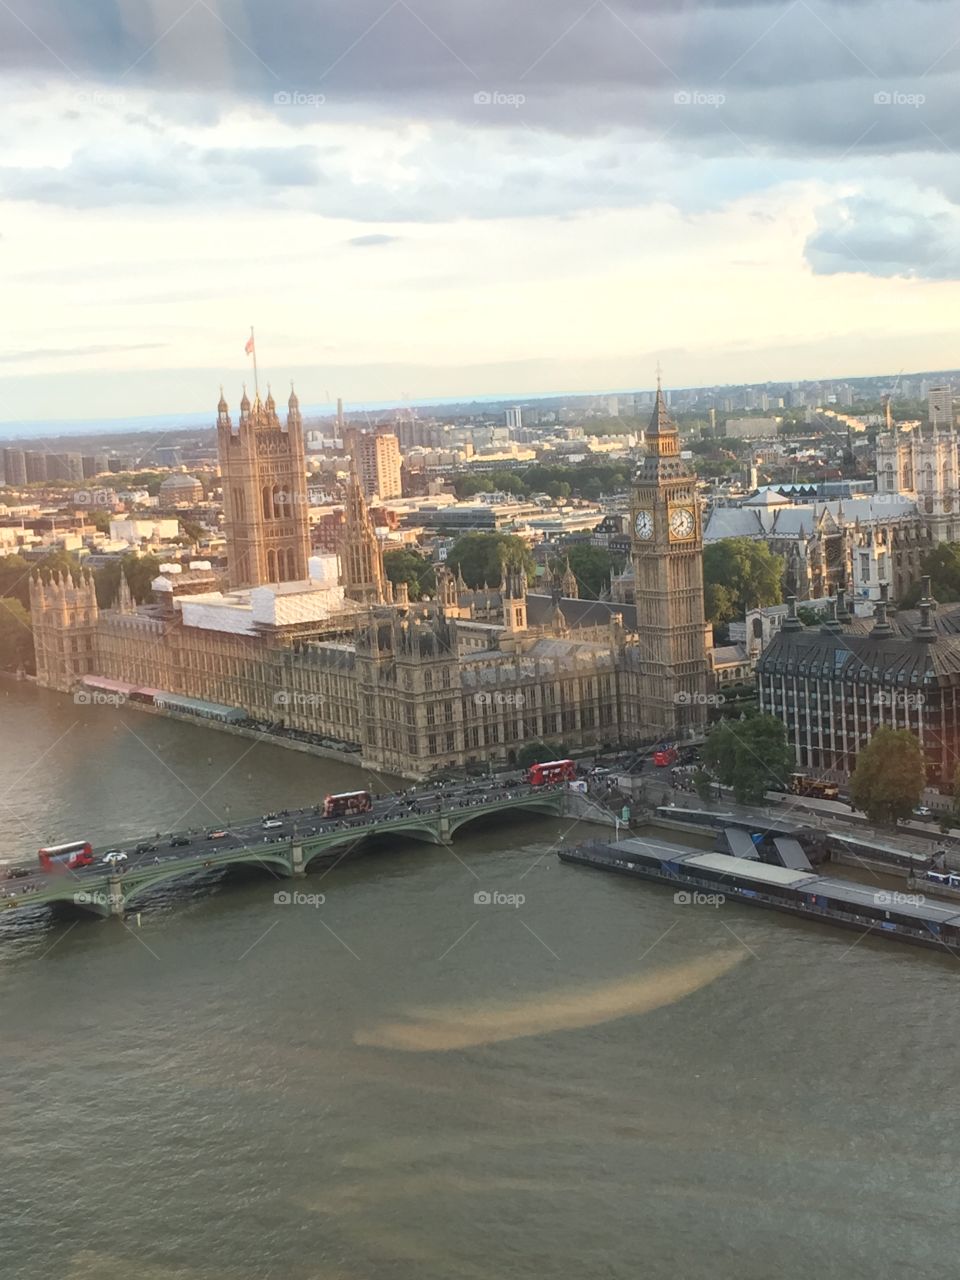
[629,379,708,739]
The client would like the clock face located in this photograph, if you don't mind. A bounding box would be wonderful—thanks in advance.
[669,507,696,540]
[634,510,654,540]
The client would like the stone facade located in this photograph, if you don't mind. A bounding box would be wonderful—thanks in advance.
[30,383,712,778]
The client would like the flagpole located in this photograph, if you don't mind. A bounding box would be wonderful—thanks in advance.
[250,326,259,399]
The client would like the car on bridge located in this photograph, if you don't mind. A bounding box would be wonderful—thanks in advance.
[262,819,283,829]
[207,830,228,840]
[169,835,191,848]
[134,841,158,854]
[102,851,128,866]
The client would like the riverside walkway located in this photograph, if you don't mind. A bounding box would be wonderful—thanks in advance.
[0,783,567,920]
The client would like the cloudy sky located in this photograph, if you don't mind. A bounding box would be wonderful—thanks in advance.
[2,0,959,422]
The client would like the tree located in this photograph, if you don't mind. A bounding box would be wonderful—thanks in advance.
[796,606,822,627]
[383,548,436,600]
[692,768,715,803]
[849,727,926,825]
[179,519,205,544]
[94,553,162,608]
[703,538,783,622]
[899,543,960,608]
[0,597,33,672]
[704,582,736,626]
[446,533,535,589]
[549,545,622,600]
[703,714,794,804]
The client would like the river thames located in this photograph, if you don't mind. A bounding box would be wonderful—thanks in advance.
[3,680,960,1279]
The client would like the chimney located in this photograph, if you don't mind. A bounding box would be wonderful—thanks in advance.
[781,595,803,632]
[820,600,842,634]
[917,574,937,642]
[872,582,894,638]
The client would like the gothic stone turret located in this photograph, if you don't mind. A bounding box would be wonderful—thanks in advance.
[29,569,100,692]
[218,385,311,589]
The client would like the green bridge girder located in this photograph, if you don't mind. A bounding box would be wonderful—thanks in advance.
[1,790,567,920]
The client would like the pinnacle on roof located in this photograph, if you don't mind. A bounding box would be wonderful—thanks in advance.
[647,376,677,438]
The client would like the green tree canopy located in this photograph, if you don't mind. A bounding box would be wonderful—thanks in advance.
[383,548,436,600]
[899,544,960,608]
[548,545,623,600]
[703,713,794,803]
[94,553,161,609]
[0,597,33,672]
[446,533,535,589]
[850,727,926,825]
[703,538,784,623]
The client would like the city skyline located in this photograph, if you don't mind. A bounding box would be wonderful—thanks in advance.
[4,1,960,419]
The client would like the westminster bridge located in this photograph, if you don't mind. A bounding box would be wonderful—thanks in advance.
[0,783,569,920]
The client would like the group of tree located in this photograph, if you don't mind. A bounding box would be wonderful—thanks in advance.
[383,548,437,600]
[446,533,535,589]
[450,463,632,504]
[548,545,624,600]
[703,538,784,626]
[849,728,926,825]
[0,598,33,673]
[93,554,162,609]
[898,544,960,609]
[702,713,795,804]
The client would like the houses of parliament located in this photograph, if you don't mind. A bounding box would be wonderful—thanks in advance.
[29,384,710,778]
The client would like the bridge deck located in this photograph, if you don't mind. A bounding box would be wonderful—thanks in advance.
[1,786,568,919]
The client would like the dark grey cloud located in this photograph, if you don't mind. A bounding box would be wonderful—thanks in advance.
[805,195,960,280]
[347,234,400,246]
[2,0,957,151]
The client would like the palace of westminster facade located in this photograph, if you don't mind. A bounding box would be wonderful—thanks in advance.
[30,384,711,778]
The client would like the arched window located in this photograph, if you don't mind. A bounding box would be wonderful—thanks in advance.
[273,485,289,520]
[267,549,277,581]
[287,547,297,580]
[234,488,246,521]
[262,486,273,520]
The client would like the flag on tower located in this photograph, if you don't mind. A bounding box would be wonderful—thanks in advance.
[245,334,255,355]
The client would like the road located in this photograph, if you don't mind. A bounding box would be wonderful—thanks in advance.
[0,778,538,901]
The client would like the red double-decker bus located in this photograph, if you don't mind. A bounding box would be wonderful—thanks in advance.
[323,791,373,819]
[653,745,678,768]
[526,759,576,786]
[38,840,95,872]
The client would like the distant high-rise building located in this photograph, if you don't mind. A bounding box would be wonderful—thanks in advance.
[81,455,109,479]
[349,429,402,501]
[2,448,27,486]
[24,451,48,483]
[928,387,954,430]
[505,406,523,431]
[46,453,84,483]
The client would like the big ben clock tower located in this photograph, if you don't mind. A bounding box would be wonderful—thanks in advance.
[630,380,709,739]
